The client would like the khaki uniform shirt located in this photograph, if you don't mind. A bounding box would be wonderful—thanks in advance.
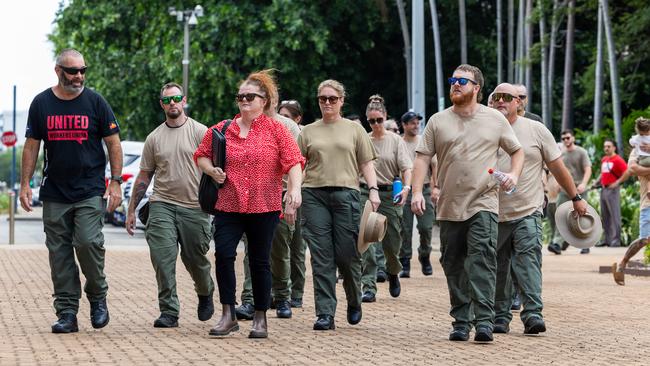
[562,145,591,186]
[416,105,521,221]
[274,113,301,191]
[360,131,412,185]
[497,117,561,221]
[629,149,650,209]
[140,117,207,209]
[404,135,436,183]
[298,118,376,189]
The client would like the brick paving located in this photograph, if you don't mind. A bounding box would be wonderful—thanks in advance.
[1,226,650,365]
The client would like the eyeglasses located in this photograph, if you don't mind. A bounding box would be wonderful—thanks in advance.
[561,136,571,141]
[448,77,477,86]
[58,65,87,75]
[368,118,384,125]
[491,93,518,103]
[317,95,340,104]
[160,95,183,104]
[235,93,266,102]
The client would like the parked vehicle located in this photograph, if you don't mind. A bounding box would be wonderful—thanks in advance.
[104,141,145,226]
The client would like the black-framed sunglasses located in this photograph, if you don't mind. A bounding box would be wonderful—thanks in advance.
[236,93,266,102]
[491,93,518,103]
[448,77,477,86]
[368,117,384,125]
[58,65,87,75]
[317,95,340,104]
[160,95,183,104]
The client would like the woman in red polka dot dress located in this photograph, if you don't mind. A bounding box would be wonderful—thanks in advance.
[194,70,304,339]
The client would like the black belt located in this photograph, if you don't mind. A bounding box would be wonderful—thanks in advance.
[314,186,350,192]
[360,183,392,192]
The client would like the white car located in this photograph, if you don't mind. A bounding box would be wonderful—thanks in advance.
[105,140,146,226]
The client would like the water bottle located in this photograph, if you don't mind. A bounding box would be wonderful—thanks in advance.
[392,176,403,203]
[488,168,516,194]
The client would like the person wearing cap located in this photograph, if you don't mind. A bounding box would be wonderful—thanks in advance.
[548,129,593,255]
[513,84,543,123]
[235,96,302,321]
[411,64,524,343]
[359,95,412,303]
[298,79,380,331]
[612,141,650,285]
[399,110,437,278]
[489,83,587,335]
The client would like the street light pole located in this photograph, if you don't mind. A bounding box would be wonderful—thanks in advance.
[169,5,203,113]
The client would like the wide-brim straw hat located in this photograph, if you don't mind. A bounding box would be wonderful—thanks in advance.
[357,200,388,254]
[555,201,603,249]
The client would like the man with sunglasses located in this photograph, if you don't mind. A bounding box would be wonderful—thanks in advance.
[490,83,587,336]
[398,111,436,278]
[548,130,592,255]
[19,49,122,333]
[125,82,215,328]
[411,64,524,343]
[513,84,543,123]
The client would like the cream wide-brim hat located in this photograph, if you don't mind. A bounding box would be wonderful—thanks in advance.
[357,200,388,254]
[555,201,603,249]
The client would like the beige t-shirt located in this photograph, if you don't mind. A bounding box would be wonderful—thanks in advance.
[360,131,412,185]
[562,145,591,185]
[274,113,301,191]
[497,117,561,221]
[140,117,207,208]
[629,149,650,209]
[298,118,376,189]
[416,105,521,221]
[404,135,436,183]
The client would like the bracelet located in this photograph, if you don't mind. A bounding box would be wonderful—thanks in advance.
[369,186,379,192]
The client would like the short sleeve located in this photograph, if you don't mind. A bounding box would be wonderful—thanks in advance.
[416,116,436,156]
[396,137,413,171]
[194,122,222,164]
[580,148,591,168]
[96,94,120,137]
[26,98,42,140]
[628,149,639,165]
[498,119,521,155]
[139,134,156,172]
[297,132,307,157]
[275,121,305,174]
[355,125,377,164]
[538,125,562,163]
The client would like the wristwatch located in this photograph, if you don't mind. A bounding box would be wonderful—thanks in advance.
[110,175,124,184]
[571,193,583,202]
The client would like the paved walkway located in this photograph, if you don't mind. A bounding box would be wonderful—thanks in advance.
[1,228,649,365]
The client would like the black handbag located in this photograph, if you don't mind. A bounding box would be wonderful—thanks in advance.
[199,120,232,215]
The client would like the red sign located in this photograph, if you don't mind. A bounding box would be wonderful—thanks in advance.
[1,131,17,147]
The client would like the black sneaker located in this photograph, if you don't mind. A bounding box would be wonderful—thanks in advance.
[547,243,561,255]
[361,291,376,303]
[388,274,401,298]
[493,319,510,334]
[52,313,79,333]
[376,270,387,283]
[197,294,214,321]
[474,325,494,342]
[275,300,292,319]
[90,299,109,329]
[399,258,410,278]
[580,248,590,254]
[419,255,433,276]
[290,298,303,308]
[524,317,546,335]
[511,292,521,311]
[235,303,255,320]
[448,327,469,341]
[153,313,178,328]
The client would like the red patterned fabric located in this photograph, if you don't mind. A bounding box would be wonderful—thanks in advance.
[194,113,304,213]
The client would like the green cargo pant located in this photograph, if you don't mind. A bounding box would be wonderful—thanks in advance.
[495,212,544,324]
[145,201,214,317]
[552,191,569,245]
[302,187,362,317]
[43,196,108,316]
[361,189,403,295]
[240,206,306,304]
[439,211,498,330]
[400,186,434,261]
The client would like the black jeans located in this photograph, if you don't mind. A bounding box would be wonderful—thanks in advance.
[213,211,280,310]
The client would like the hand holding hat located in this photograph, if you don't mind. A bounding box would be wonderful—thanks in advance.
[554,201,603,249]
[357,200,388,254]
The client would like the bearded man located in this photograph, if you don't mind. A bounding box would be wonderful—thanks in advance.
[411,64,523,343]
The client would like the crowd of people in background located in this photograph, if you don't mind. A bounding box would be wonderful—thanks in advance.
[19,48,650,344]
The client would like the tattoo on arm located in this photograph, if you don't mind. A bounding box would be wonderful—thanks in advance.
[128,172,153,213]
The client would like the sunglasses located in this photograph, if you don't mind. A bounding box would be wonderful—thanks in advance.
[491,93,518,103]
[235,93,266,102]
[448,77,477,86]
[368,118,384,125]
[160,95,183,104]
[58,65,87,75]
[280,100,299,105]
[519,95,527,100]
[317,95,340,104]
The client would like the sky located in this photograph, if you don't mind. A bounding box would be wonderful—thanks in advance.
[0,0,64,113]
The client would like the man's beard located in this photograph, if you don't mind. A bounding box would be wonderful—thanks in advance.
[166,108,182,119]
[449,89,474,106]
[58,71,84,93]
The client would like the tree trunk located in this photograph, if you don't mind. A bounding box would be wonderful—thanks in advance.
[395,0,412,108]
[459,0,467,64]
[548,0,563,129]
[561,0,575,131]
[539,0,550,129]
[508,0,515,81]
[525,0,533,104]
[497,0,503,83]
[429,0,445,111]
[593,4,604,134]
[601,0,624,151]
[516,0,525,83]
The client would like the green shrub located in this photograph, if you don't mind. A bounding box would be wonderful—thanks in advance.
[0,193,8,215]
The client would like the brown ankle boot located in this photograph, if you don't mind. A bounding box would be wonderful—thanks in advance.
[209,304,239,336]
[248,310,268,338]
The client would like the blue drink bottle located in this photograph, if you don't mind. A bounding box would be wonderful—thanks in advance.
[392,176,403,203]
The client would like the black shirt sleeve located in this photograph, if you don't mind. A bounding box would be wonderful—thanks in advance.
[96,93,120,137]
[26,96,43,140]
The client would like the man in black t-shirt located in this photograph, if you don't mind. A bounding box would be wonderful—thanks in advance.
[19,49,123,334]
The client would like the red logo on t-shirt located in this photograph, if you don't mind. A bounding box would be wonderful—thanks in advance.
[46,115,89,144]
